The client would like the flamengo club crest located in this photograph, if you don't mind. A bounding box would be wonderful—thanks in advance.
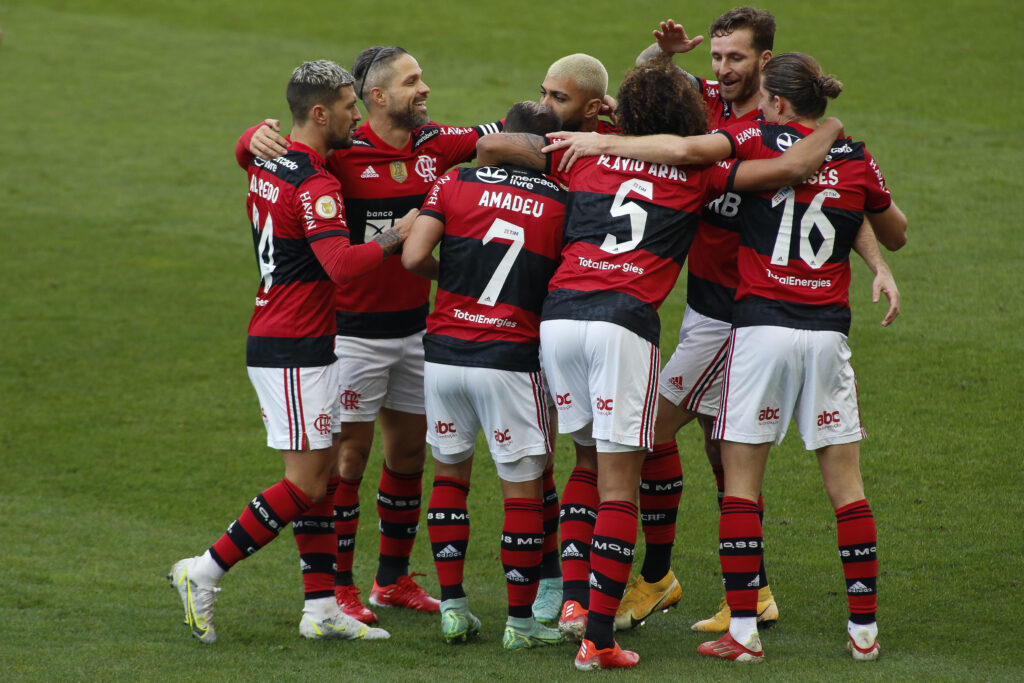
[313,413,332,435]
[415,155,438,181]
[390,160,408,183]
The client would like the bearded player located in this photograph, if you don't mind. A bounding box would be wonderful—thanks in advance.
[237,46,503,624]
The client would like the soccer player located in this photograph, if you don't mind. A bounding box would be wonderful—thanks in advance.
[477,57,845,670]
[531,52,616,628]
[237,46,503,624]
[169,60,411,644]
[402,101,567,651]
[696,52,905,663]
[610,9,899,632]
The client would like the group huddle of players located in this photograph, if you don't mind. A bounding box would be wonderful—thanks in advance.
[169,6,907,671]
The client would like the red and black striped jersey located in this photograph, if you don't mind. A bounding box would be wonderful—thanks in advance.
[720,121,893,334]
[542,146,734,346]
[686,76,764,323]
[237,119,502,339]
[326,120,502,338]
[420,165,566,372]
[245,142,349,368]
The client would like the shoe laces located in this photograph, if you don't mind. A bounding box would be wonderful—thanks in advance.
[336,583,364,603]
[394,572,429,597]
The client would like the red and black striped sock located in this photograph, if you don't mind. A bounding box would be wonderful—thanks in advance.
[502,497,544,619]
[293,477,340,600]
[332,476,361,587]
[427,476,470,602]
[836,499,877,624]
[756,493,770,591]
[210,478,312,570]
[559,466,598,607]
[539,465,561,580]
[376,465,423,586]
[639,442,683,582]
[719,496,762,617]
[584,500,638,650]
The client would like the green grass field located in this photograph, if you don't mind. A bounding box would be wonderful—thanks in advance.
[2,0,1022,680]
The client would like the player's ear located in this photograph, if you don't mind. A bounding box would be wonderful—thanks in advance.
[584,97,603,120]
[310,103,328,125]
[759,50,772,70]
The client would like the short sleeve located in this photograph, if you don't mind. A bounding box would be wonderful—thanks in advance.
[862,149,893,213]
[296,173,349,243]
[420,169,458,222]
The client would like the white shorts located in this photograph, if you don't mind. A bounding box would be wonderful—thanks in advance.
[658,306,731,417]
[424,362,550,482]
[539,319,658,450]
[248,364,340,451]
[713,326,865,450]
[334,331,425,423]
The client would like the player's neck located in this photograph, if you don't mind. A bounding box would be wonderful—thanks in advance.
[368,113,413,150]
[730,97,759,119]
[579,117,599,133]
[289,126,328,159]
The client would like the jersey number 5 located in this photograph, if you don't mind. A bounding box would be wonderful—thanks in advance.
[769,187,840,269]
[477,218,525,306]
[601,178,654,254]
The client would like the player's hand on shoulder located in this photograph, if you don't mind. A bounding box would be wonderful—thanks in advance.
[250,118,289,160]
[542,131,605,173]
[653,19,704,55]
[600,95,618,124]
[820,116,845,141]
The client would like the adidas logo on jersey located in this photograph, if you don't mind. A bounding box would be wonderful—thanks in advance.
[361,165,380,179]
[505,569,528,584]
[436,544,462,559]
[562,543,584,559]
[848,581,873,594]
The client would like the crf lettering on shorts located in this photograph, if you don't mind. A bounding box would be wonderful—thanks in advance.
[313,413,332,435]
[555,393,572,406]
[817,410,841,427]
[340,390,361,410]
[493,428,511,443]
[595,397,614,411]
[758,406,780,422]
[435,421,457,435]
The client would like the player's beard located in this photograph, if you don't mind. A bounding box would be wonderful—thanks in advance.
[390,98,429,130]
[328,128,356,150]
[727,70,761,107]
